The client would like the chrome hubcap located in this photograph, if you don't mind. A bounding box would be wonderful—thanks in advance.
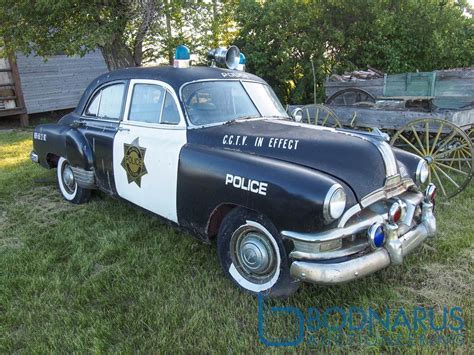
[239,234,272,274]
[231,226,277,283]
[62,165,76,192]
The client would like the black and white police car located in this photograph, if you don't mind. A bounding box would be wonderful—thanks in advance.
[31,45,437,297]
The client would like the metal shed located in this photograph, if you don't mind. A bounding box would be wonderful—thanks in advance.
[0,51,108,126]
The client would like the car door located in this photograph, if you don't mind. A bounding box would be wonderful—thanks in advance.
[79,81,128,193]
[113,79,187,223]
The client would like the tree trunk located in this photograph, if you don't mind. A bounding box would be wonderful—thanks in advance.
[133,0,157,66]
[166,12,173,65]
[99,36,135,71]
[212,0,219,47]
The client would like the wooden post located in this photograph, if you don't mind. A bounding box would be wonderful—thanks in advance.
[8,55,29,126]
[19,113,29,126]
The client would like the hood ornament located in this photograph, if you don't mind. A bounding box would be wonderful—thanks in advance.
[371,127,390,142]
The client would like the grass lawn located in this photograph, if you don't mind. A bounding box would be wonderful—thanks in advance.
[0,129,472,352]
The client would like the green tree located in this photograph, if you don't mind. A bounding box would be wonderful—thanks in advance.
[0,0,237,70]
[235,0,473,104]
[235,0,335,104]
[324,0,474,73]
[0,0,163,70]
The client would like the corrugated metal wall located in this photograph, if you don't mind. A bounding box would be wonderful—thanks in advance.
[16,51,108,114]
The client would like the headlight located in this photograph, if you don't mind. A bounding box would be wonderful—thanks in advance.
[416,160,429,185]
[323,184,346,223]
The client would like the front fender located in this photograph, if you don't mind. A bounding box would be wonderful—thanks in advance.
[393,147,423,184]
[177,144,357,239]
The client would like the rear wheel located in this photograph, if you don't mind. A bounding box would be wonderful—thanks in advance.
[57,157,91,204]
[217,208,299,298]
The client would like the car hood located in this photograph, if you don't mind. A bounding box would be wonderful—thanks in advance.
[186,119,400,200]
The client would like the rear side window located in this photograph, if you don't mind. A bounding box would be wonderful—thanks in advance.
[85,92,100,116]
[84,83,125,120]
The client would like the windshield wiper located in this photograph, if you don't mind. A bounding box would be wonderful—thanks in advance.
[225,115,260,124]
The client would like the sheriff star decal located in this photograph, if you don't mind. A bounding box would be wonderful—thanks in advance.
[121,138,148,187]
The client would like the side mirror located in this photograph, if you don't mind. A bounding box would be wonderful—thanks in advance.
[290,108,303,122]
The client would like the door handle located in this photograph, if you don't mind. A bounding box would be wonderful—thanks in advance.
[117,126,130,132]
[71,120,86,128]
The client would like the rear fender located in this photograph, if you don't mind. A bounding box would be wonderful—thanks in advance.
[65,129,94,170]
[32,124,94,171]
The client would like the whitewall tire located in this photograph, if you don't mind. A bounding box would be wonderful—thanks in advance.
[217,208,299,298]
[57,157,91,204]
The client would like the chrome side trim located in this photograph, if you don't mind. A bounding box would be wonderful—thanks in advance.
[337,203,362,228]
[360,178,414,208]
[283,190,424,244]
[282,212,387,243]
[290,239,369,261]
[374,140,399,177]
[70,167,96,189]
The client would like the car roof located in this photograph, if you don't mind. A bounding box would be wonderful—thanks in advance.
[76,65,267,114]
[96,65,265,92]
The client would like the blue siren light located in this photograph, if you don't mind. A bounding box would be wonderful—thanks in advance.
[237,52,246,71]
[174,45,191,68]
[175,45,190,60]
[368,223,386,249]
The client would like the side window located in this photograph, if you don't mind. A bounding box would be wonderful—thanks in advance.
[97,84,125,120]
[128,84,180,125]
[85,92,100,116]
[84,83,125,120]
[129,84,165,124]
[161,92,180,124]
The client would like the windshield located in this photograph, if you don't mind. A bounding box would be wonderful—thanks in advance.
[181,81,288,125]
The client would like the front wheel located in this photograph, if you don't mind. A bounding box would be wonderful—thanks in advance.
[217,208,299,298]
[57,157,91,204]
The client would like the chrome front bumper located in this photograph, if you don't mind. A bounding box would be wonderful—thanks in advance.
[287,198,436,285]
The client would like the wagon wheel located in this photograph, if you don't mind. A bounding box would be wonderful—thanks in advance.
[326,88,376,106]
[391,118,473,199]
[301,104,342,128]
[463,125,473,143]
